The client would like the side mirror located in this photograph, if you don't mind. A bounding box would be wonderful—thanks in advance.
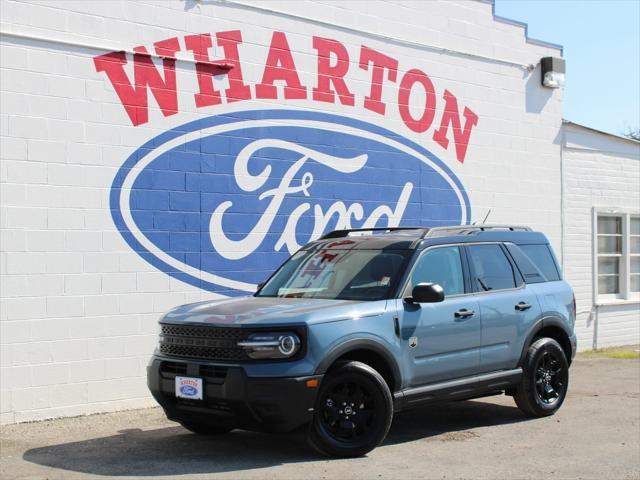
[408,282,445,303]
[256,282,264,292]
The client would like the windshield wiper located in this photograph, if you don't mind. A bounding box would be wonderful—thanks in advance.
[477,277,491,291]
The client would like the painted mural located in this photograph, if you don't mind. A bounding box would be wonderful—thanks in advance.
[96,30,478,294]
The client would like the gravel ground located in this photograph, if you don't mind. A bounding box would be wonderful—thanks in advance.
[1,354,639,480]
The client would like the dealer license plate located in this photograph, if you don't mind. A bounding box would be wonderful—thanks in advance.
[175,376,203,400]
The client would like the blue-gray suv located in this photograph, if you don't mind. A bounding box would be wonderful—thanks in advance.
[148,225,577,457]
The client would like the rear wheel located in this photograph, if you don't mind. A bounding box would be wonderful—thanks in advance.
[307,361,393,457]
[180,421,234,435]
[514,337,569,417]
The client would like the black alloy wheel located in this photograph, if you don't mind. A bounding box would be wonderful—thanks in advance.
[320,380,376,441]
[535,350,565,405]
[515,337,569,417]
[308,361,393,457]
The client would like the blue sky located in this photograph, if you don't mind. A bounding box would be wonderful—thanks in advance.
[495,0,640,137]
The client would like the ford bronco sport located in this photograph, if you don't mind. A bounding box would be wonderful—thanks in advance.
[148,225,577,457]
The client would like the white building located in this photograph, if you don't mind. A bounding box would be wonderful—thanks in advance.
[0,0,638,424]
[561,121,639,349]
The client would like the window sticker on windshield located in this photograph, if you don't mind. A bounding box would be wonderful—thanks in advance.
[319,252,339,263]
[380,276,391,286]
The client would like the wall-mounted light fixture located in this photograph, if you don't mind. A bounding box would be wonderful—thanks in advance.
[541,57,566,89]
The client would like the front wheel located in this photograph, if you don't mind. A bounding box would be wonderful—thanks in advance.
[307,361,393,457]
[514,337,569,417]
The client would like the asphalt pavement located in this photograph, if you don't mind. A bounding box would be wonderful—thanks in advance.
[1,353,639,480]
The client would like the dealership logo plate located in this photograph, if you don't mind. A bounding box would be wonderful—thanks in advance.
[175,376,203,400]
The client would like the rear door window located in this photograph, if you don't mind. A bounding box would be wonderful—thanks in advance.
[467,244,519,291]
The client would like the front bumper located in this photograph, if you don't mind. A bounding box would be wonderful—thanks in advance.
[147,355,322,432]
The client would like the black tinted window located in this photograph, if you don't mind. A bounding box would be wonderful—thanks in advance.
[412,246,465,296]
[505,244,546,283]
[519,244,561,281]
[467,244,517,291]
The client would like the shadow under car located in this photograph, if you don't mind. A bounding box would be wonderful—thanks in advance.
[23,399,531,477]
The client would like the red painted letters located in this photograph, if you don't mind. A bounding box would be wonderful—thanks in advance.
[94,31,479,163]
[184,31,252,106]
[93,38,180,126]
[312,37,354,106]
[358,46,398,115]
[255,32,307,100]
[432,90,479,163]
[184,34,223,108]
[398,69,436,133]
[215,31,252,103]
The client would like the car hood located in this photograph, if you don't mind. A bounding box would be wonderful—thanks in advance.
[161,296,388,327]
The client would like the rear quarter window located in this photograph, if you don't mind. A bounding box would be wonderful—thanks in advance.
[508,243,561,282]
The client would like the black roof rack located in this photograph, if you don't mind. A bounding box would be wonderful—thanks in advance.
[319,224,532,241]
[320,227,429,240]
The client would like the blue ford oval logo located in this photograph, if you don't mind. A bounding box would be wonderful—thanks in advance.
[111,110,470,294]
[180,385,198,396]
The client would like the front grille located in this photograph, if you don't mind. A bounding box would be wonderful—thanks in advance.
[159,361,187,378]
[159,361,229,384]
[159,324,249,362]
[200,365,228,380]
[161,324,247,340]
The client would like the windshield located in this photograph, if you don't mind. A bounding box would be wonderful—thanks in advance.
[257,248,410,301]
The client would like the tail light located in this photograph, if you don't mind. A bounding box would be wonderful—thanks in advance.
[572,293,576,321]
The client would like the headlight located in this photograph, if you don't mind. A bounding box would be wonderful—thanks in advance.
[237,332,301,360]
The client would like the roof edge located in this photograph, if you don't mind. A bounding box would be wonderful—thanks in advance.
[479,0,564,55]
[563,120,640,145]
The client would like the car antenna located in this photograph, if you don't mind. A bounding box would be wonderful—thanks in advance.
[481,208,492,224]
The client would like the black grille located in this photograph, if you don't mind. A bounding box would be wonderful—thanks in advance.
[159,361,187,378]
[161,324,247,340]
[200,365,228,380]
[159,361,228,383]
[159,324,249,362]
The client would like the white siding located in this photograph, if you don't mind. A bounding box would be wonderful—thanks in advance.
[562,122,640,350]
[1,0,565,423]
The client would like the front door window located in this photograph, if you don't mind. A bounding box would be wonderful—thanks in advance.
[411,246,464,296]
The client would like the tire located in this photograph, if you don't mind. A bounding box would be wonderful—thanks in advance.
[307,361,393,458]
[180,421,234,435]
[514,337,569,417]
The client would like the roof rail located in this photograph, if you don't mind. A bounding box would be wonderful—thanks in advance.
[319,224,532,241]
[320,227,429,240]
[424,224,532,237]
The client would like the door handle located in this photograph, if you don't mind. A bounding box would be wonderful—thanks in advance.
[454,308,475,319]
[515,302,532,311]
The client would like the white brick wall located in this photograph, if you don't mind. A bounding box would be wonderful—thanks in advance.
[562,123,640,350]
[1,0,565,424]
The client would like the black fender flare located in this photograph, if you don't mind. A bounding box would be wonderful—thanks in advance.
[518,316,573,366]
[314,338,402,392]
